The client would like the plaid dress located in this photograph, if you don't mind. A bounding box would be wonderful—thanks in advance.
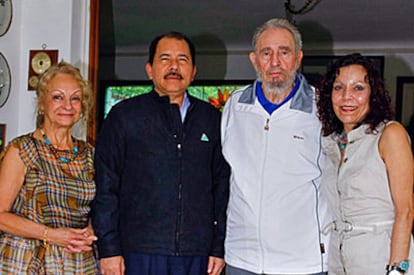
[0,133,99,274]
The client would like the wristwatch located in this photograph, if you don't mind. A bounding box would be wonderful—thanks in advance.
[386,260,409,274]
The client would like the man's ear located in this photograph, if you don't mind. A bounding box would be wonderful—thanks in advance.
[145,63,153,80]
[249,52,258,71]
[295,50,304,71]
[191,66,197,82]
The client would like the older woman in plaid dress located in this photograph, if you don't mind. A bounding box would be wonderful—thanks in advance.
[0,62,99,274]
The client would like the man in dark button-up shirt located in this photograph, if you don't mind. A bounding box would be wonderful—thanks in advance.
[91,31,230,275]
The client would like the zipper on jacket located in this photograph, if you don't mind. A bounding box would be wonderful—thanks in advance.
[264,118,270,131]
[258,116,271,271]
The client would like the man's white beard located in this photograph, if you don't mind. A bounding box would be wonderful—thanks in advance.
[258,71,296,95]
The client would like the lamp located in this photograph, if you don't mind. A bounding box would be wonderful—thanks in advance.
[284,0,321,23]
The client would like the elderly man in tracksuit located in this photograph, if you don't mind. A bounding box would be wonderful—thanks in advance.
[221,18,331,275]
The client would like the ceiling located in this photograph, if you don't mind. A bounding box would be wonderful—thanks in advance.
[102,0,414,54]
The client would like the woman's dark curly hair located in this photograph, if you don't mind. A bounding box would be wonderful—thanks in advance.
[317,53,393,136]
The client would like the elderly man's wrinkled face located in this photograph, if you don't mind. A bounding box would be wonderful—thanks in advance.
[250,28,302,94]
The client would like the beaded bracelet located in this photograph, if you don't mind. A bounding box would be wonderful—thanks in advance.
[43,227,49,251]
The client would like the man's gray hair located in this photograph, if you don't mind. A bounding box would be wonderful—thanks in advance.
[252,18,302,54]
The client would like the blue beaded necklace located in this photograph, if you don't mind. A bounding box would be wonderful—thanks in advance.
[40,129,78,163]
[338,130,348,151]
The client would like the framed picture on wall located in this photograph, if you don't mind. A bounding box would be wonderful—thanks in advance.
[97,80,252,131]
[396,76,414,127]
[0,124,6,153]
[300,55,384,88]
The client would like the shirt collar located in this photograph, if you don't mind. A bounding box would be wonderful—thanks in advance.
[256,76,300,115]
[180,92,191,122]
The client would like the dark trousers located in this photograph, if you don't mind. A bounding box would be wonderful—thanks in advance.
[124,252,208,275]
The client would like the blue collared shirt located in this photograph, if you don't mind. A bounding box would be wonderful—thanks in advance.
[180,92,191,122]
[256,76,300,115]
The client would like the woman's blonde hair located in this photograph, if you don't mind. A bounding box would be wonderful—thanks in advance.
[36,61,93,127]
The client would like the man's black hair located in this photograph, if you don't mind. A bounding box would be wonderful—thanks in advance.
[148,31,196,66]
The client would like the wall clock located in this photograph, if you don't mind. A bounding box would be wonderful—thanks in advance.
[27,49,58,90]
[0,0,13,37]
[0,52,11,108]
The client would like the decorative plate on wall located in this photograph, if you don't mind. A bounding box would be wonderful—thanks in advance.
[0,52,11,108]
[0,0,13,37]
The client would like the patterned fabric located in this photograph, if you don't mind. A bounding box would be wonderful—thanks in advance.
[0,133,99,274]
